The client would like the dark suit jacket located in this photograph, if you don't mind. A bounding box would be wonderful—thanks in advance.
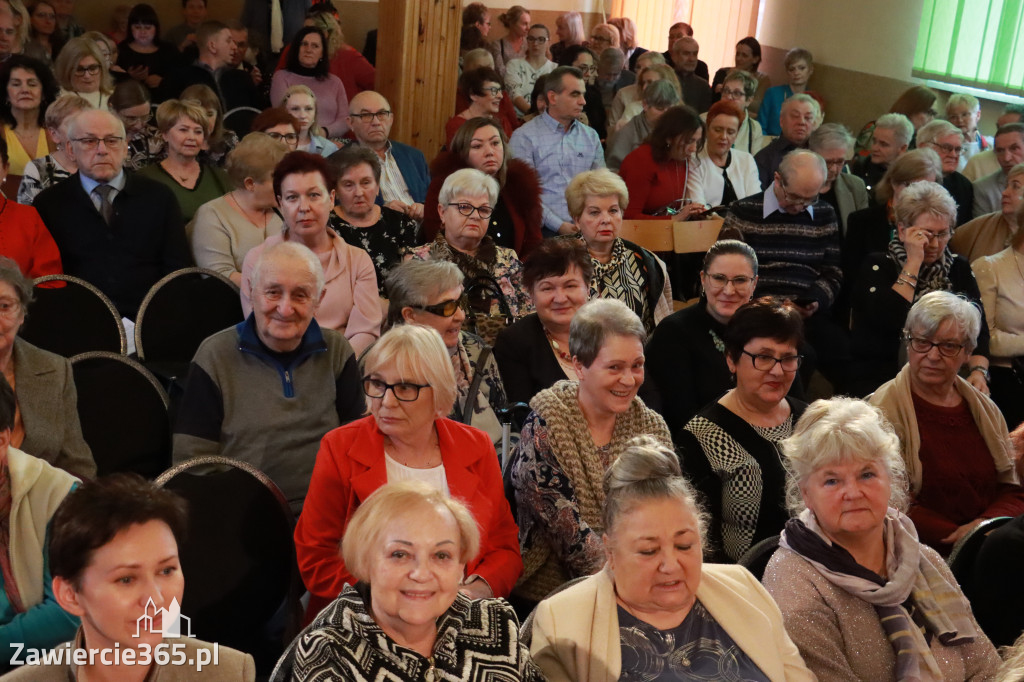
[944,171,974,227]
[388,140,429,204]
[492,313,567,406]
[34,172,190,318]
[627,47,648,72]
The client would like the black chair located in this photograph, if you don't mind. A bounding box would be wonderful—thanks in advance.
[223,106,261,136]
[20,275,126,357]
[156,456,300,676]
[134,267,243,383]
[948,516,1013,587]
[70,351,170,478]
[737,534,781,581]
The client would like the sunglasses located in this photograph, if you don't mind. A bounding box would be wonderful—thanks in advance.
[411,294,467,317]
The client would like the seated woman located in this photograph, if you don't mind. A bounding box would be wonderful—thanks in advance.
[757,47,815,137]
[764,396,1002,680]
[109,79,162,171]
[0,260,93,479]
[115,2,179,102]
[612,63,680,134]
[35,474,255,680]
[137,98,230,226]
[494,238,592,405]
[270,27,349,138]
[0,371,79,658]
[711,37,770,110]
[854,85,938,157]
[180,83,238,167]
[0,137,61,280]
[424,116,542,258]
[567,169,672,333]
[973,223,1024,428]
[386,259,507,451]
[619,105,707,220]
[280,83,338,157]
[242,151,381,355]
[16,93,89,206]
[677,297,807,562]
[326,145,419,298]
[454,49,521,140]
[53,36,112,109]
[293,325,522,619]
[869,291,1024,551]
[250,106,300,152]
[411,168,532,344]
[686,99,760,208]
[191,132,286,285]
[0,55,58,193]
[851,181,990,397]
[510,299,671,608]
[605,80,679,173]
[292,481,538,679]
[952,161,1024,263]
[446,67,512,144]
[531,436,812,682]
[504,24,555,118]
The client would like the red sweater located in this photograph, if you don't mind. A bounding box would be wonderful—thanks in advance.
[0,200,61,278]
[294,416,522,618]
[620,143,690,219]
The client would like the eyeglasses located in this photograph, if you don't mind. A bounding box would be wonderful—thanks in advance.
[905,334,965,357]
[822,158,848,169]
[576,64,597,75]
[590,35,610,43]
[350,110,392,123]
[704,273,754,289]
[926,141,966,156]
[721,87,747,99]
[481,86,502,96]
[71,135,124,150]
[362,377,431,402]
[447,202,493,219]
[120,112,151,126]
[411,294,467,317]
[33,11,55,20]
[526,35,548,43]
[909,228,951,241]
[266,131,299,145]
[75,64,101,76]
[0,299,21,319]
[778,177,818,207]
[741,350,803,372]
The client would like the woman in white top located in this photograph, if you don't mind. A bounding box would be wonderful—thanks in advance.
[53,36,112,110]
[686,100,759,208]
[504,24,555,117]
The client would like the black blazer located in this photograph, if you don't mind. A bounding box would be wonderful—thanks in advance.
[492,313,566,406]
[35,172,191,319]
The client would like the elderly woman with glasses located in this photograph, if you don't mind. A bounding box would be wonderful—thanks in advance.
[764,396,1001,681]
[16,92,89,206]
[294,324,522,621]
[251,106,300,151]
[850,181,990,397]
[385,259,507,452]
[868,291,1024,552]
[677,297,807,563]
[108,79,161,171]
[53,36,111,109]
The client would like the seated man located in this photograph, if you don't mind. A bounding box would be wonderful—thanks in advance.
[754,93,820,188]
[34,109,190,319]
[173,241,364,515]
[661,22,708,80]
[346,90,429,222]
[947,93,991,170]
[669,36,711,113]
[161,21,243,111]
[849,112,912,201]
[917,119,973,226]
[605,80,677,172]
[964,104,1023,181]
[973,122,1024,217]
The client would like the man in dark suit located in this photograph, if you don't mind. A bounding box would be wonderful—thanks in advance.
[34,110,191,319]
[670,36,712,113]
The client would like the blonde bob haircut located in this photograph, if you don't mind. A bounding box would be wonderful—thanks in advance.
[225,132,288,189]
[44,93,92,131]
[342,481,481,583]
[361,324,458,417]
[782,397,909,516]
[55,36,114,96]
[875,147,943,204]
[154,98,212,137]
[566,168,628,220]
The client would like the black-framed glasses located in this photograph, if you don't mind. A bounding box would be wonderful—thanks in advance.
[350,110,392,123]
[704,273,754,290]
[412,294,467,317]
[447,202,493,219]
[266,131,299,145]
[741,350,803,372]
[481,86,502,96]
[905,334,965,357]
[71,136,124,150]
[362,377,431,401]
[75,64,101,75]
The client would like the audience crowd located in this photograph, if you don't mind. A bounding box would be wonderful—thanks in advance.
[0,1,1022,680]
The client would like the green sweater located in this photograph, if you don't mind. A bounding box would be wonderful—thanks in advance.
[137,162,230,228]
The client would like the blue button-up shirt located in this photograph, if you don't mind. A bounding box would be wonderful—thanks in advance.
[508,111,604,232]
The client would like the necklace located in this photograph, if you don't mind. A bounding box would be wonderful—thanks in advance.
[230,191,267,229]
[162,159,198,185]
[385,433,441,468]
[543,327,572,363]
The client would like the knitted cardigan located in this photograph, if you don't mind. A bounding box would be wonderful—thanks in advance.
[516,380,671,600]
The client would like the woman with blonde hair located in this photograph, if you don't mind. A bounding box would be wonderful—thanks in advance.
[280,83,338,157]
[550,11,583,64]
[53,36,110,109]
[489,5,530,78]
[180,82,237,166]
[607,17,647,70]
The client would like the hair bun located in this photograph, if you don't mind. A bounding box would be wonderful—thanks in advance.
[604,435,681,494]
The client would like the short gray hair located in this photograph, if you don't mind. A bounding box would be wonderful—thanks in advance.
[642,80,679,109]
[384,260,464,328]
[778,149,827,186]
[66,108,125,140]
[0,256,33,307]
[723,68,757,97]
[946,93,980,114]
[569,298,646,367]
[781,93,821,123]
[875,112,914,147]
[916,119,963,147]
[893,180,957,231]
[250,241,326,302]
[438,167,499,207]
[783,397,909,516]
[598,47,625,70]
[904,290,982,354]
[808,122,854,155]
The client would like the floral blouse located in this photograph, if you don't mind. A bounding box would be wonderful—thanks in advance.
[329,206,420,296]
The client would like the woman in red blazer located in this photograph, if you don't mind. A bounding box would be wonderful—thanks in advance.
[294,324,522,621]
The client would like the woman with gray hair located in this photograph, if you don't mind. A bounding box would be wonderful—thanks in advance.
[16,92,90,206]
[850,181,990,396]
[764,396,1001,681]
[532,435,813,682]
[410,167,532,344]
[509,298,670,611]
[808,122,868,234]
[867,291,1024,550]
[952,161,1024,263]
[385,259,507,451]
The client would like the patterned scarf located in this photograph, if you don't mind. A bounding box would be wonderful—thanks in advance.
[586,237,651,331]
[781,509,977,682]
[887,238,955,302]
[0,460,23,614]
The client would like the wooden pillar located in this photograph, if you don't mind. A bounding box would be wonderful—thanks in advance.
[377,0,461,157]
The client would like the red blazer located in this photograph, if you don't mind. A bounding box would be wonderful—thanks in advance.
[294,416,523,611]
[0,200,61,278]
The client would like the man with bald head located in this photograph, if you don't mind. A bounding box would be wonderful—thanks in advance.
[35,109,189,318]
[670,36,711,113]
[723,149,848,388]
[346,90,429,221]
[754,93,821,188]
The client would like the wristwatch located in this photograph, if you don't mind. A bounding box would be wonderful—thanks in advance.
[968,365,990,382]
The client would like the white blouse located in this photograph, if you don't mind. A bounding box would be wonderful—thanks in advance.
[685,147,761,207]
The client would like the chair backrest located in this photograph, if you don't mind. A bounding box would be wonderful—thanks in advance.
[621,220,675,252]
[21,275,127,357]
[223,106,262,136]
[135,268,243,364]
[70,351,170,477]
[519,575,590,648]
[737,534,781,581]
[948,516,1013,586]
[673,217,723,254]
[156,456,299,674]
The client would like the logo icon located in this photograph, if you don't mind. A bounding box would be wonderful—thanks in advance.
[134,598,194,639]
